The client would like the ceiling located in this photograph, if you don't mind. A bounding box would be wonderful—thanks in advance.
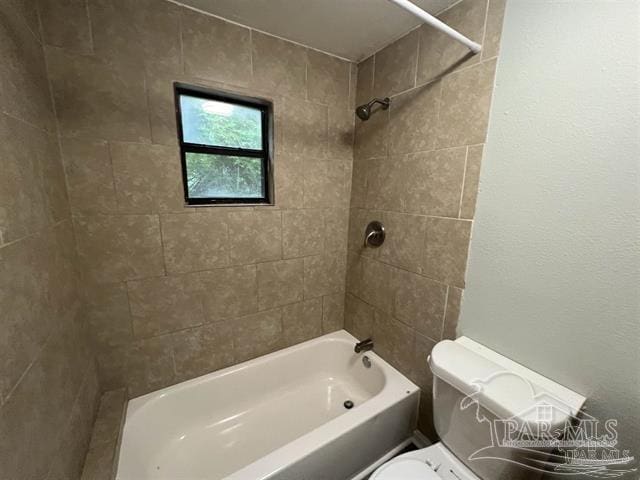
[175,0,459,61]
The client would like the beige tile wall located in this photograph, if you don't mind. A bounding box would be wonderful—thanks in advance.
[345,0,506,438]
[0,3,100,479]
[38,0,355,398]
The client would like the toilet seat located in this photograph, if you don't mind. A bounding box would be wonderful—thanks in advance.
[369,442,481,480]
[369,458,440,480]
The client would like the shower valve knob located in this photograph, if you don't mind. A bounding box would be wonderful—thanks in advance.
[364,221,385,248]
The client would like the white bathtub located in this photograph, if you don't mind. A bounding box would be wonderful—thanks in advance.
[116,330,419,480]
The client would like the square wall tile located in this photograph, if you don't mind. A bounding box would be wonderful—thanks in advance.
[355,56,374,107]
[303,157,349,208]
[435,59,497,149]
[128,275,205,338]
[0,233,51,401]
[0,350,58,479]
[422,217,472,287]
[373,29,419,97]
[84,281,133,348]
[307,50,350,106]
[0,10,55,132]
[402,148,467,216]
[354,105,388,160]
[417,0,487,84]
[344,293,374,340]
[39,0,93,54]
[282,298,323,346]
[392,269,447,340]
[274,153,304,209]
[172,322,234,381]
[61,138,118,215]
[161,212,229,274]
[125,335,176,397]
[303,252,347,299]
[196,265,258,322]
[0,114,50,242]
[281,99,328,158]
[328,107,355,159]
[233,309,284,362]
[89,0,181,74]
[323,208,350,253]
[373,309,415,374]
[182,9,252,86]
[388,81,441,155]
[110,142,185,214]
[322,293,345,333]
[74,214,164,283]
[282,209,324,259]
[227,209,282,265]
[257,258,304,310]
[46,47,151,142]
[378,212,427,273]
[251,31,307,99]
[357,257,394,315]
[349,157,368,209]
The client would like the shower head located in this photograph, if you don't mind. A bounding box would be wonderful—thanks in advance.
[355,97,391,121]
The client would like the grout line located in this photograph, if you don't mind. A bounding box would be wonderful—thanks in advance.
[165,0,353,62]
[248,29,254,78]
[480,0,491,61]
[414,26,421,88]
[85,0,95,54]
[2,325,54,406]
[157,214,169,277]
[304,50,309,102]
[440,285,450,340]
[105,143,121,212]
[457,146,470,218]
[123,281,136,341]
[0,109,50,134]
[141,73,154,143]
[0,217,71,251]
[178,8,185,75]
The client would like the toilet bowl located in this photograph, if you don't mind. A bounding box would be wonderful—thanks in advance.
[370,442,479,480]
[370,337,586,480]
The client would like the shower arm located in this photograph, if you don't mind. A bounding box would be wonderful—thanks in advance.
[386,0,482,54]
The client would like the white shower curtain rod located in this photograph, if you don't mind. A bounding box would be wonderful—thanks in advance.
[386,0,482,54]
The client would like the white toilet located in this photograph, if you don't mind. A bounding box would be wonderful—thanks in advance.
[371,337,586,480]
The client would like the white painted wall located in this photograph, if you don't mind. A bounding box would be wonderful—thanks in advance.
[459,0,640,470]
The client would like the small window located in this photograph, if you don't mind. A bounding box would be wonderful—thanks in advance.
[174,83,273,205]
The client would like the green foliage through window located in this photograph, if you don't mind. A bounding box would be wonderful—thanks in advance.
[186,153,263,198]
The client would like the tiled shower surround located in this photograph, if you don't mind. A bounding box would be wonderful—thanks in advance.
[345,0,505,436]
[39,0,356,397]
[1,0,504,476]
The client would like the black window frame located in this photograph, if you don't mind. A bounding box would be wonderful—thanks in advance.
[174,83,274,206]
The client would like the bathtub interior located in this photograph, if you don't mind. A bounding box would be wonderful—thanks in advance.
[117,333,389,480]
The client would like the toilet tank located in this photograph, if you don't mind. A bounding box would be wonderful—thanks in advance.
[429,337,586,480]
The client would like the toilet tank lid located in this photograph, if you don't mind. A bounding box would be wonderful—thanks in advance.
[429,337,586,431]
